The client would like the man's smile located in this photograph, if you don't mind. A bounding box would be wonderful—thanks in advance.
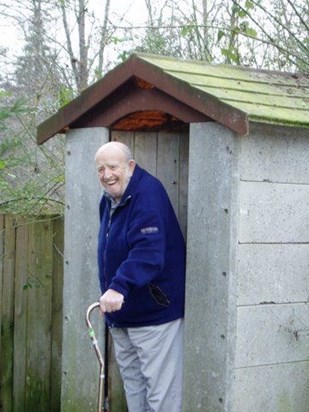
[105,180,117,186]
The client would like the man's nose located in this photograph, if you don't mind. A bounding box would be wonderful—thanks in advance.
[103,168,112,179]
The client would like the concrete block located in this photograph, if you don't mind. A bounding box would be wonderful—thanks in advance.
[239,181,309,243]
[237,244,309,305]
[240,123,309,184]
[236,303,309,368]
[235,361,309,412]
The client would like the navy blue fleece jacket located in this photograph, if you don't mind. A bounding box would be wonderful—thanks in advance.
[97,164,186,327]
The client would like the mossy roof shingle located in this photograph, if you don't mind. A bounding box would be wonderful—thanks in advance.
[37,53,309,144]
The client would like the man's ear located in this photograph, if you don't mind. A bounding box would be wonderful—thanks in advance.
[128,159,136,176]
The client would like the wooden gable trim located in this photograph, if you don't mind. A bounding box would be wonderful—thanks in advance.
[37,55,249,145]
[70,80,210,130]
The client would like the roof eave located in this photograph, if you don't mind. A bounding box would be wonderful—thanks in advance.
[37,54,250,144]
[37,56,142,144]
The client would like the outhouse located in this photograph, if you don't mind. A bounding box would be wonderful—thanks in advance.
[37,53,309,412]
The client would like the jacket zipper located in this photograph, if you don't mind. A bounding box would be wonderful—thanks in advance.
[103,213,112,289]
[103,195,132,290]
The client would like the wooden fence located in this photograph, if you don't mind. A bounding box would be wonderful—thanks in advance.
[0,214,64,412]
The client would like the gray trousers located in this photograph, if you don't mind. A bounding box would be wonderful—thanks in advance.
[110,318,184,412]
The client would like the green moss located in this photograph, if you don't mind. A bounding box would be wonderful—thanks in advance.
[278,392,293,412]
[137,53,309,130]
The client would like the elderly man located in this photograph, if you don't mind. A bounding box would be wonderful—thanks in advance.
[95,141,186,412]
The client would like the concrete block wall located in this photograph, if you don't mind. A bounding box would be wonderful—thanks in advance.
[184,122,309,412]
[234,123,309,411]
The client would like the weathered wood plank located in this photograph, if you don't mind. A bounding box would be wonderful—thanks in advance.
[0,215,64,412]
[25,219,53,411]
[111,131,134,154]
[134,132,157,176]
[0,214,4,353]
[157,132,180,217]
[178,132,189,237]
[236,303,309,368]
[237,244,309,305]
[50,216,64,412]
[235,361,309,412]
[239,181,309,243]
[13,216,29,411]
[0,215,4,409]
[0,215,16,412]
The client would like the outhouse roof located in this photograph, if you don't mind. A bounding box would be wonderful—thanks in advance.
[37,53,309,144]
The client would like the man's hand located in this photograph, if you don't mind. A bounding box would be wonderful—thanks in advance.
[99,289,125,313]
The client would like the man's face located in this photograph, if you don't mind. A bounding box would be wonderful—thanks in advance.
[95,147,135,202]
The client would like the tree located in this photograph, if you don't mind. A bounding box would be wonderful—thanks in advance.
[224,0,309,72]
[124,0,309,72]
[0,0,308,216]
[0,0,66,215]
[0,0,116,215]
[0,91,65,215]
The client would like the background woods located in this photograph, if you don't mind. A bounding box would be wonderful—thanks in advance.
[0,0,308,215]
[0,1,308,411]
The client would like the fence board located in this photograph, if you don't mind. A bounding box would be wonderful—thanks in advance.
[13,217,29,411]
[51,217,64,412]
[0,214,64,412]
[0,215,4,412]
[0,215,16,412]
[0,214,3,354]
[25,219,53,411]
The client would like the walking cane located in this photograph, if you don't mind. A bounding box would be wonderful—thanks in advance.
[85,302,108,412]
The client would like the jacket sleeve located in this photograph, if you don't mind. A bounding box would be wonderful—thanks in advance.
[108,189,167,298]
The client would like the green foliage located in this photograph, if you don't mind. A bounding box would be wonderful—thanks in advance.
[239,22,257,38]
[136,27,169,56]
[0,99,29,130]
[217,29,226,43]
[180,25,195,37]
[221,47,241,64]
[58,86,75,107]
[118,50,132,63]
[0,98,65,216]
[232,3,248,18]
